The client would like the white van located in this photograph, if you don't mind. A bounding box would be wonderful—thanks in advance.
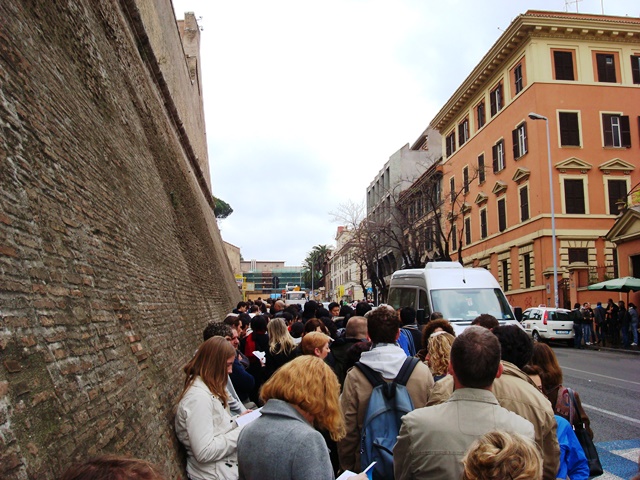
[284,291,307,307]
[387,262,518,335]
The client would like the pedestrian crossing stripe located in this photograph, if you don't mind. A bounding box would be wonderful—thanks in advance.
[596,438,640,480]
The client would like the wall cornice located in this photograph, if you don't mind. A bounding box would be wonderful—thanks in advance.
[430,10,640,132]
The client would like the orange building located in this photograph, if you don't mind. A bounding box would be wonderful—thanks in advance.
[425,11,640,310]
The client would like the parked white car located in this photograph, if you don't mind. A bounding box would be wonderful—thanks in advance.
[520,306,575,344]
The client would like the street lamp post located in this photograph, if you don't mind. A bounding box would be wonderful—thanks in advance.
[528,112,558,308]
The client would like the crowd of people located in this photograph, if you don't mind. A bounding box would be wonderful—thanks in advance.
[60,297,639,480]
[572,299,639,348]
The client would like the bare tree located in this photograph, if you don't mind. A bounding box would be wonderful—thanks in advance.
[330,200,387,302]
[395,161,481,267]
[330,158,481,301]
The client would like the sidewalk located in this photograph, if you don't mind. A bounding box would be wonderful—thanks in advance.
[586,343,640,355]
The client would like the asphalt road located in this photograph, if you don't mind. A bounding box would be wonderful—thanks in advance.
[552,344,640,479]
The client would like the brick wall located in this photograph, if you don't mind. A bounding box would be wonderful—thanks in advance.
[0,0,240,478]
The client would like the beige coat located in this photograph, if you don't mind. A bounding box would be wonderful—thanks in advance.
[427,361,560,480]
[394,388,535,480]
[338,360,434,472]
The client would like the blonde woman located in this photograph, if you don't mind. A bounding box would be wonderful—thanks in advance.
[264,318,297,379]
[175,336,243,480]
[300,331,332,359]
[237,356,365,480]
[425,331,455,382]
[462,431,542,480]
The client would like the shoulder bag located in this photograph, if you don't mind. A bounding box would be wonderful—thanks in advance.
[568,388,603,477]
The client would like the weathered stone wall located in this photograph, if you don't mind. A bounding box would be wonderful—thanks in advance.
[0,0,240,478]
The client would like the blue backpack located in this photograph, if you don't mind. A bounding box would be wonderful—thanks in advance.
[398,328,416,356]
[355,357,419,480]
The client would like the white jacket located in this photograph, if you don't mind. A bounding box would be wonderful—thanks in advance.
[175,377,242,480]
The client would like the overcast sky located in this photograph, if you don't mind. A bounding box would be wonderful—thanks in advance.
[171,0,639,266]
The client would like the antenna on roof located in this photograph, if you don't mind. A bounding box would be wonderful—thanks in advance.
[565,0,583,13]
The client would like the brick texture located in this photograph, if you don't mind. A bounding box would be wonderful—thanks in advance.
[0,0,240,478]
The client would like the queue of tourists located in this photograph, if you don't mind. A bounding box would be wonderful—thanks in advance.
[59,298,635,480]
[572,299,638,348]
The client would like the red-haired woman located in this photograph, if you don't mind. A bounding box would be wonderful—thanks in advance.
[237,356,365,480]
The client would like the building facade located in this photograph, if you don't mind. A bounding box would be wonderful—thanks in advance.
[424,11,640,310]
[606,203,640,307]
[240,260,307,300]
[329,226,369,303]
[365,134,441,297]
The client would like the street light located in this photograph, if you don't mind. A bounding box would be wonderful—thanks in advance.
[528,112,558,308]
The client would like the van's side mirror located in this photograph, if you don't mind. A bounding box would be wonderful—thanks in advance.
[514,307,523,322]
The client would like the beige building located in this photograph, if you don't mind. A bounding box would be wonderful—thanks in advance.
[329,226,369,303]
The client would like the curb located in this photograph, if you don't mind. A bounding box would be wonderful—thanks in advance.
[586,344,640,356]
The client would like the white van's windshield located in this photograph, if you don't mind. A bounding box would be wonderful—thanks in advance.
[431,288,514,321]
[286,292,306,301]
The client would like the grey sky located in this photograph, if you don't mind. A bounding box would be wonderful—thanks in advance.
[172,0,639,265]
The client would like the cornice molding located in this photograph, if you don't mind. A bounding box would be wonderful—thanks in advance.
[555,157,593,172]
[512,167,531,184]
[475,192,489,205]
[599,158,635,174]
[492,181,508,195]
[429,11,640,132]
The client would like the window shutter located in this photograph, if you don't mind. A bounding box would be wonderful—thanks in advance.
[602,114,614,146]
[564,179,585,214]
[512,128,519,158]
[554,51,575,81]
[597,54,616,82]
[620,115,631,147]
[492,144,498,173]
[477,103,485,128]
[465,217,471,245]
[451,225,457,252]
[567,114,579,146]
[490,91,497,116]
[498,199,506,232]
[520,186,529,221]
[450,177,455,203]
[559,112,580,146]
[608,180,627,214]
[596,54,607,81]
[478,154,485,183]
[523,123,528,153]
[632,56,640,84]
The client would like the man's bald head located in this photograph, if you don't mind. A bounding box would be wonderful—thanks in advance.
[274,300,285,312]
[345,316,368,340]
